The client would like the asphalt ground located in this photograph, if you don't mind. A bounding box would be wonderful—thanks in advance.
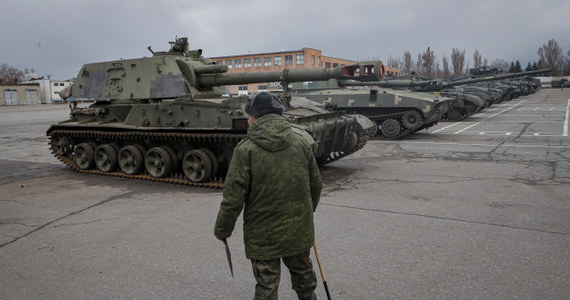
[0,89,569,299]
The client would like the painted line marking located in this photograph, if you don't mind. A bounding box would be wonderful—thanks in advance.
[431,122,460,134]
[506,132,512,136]
[562,99,570,136]
[397,141,570,149]
[454,122,482,134]
[454,101,526,134]
[425,131,564,137]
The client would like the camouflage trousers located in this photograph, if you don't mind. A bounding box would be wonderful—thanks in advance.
[250,250,317,300]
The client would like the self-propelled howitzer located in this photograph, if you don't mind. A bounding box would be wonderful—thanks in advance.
[48,37,381,188]
[342,68,551,120]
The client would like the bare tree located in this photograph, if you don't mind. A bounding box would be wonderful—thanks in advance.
[402,51,414,74]
[386,56,402,69]
[490,58,509,71]
[442,56,451,78]
[435,61,440,78]
[451,48,466,76]
[537,38,564,75]
[416,54,423,77]
[483,58,488,67]
[565,48,570,75]
[0,64,24,84]
[473,50,483,68]
[420,46,437,79]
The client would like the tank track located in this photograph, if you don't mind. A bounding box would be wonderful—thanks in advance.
[316,130,368,165]
[440,106,483,122]
[367,111,416,140]
[441,112,468,122]
[48,129,246,189]
[49,127,365,187]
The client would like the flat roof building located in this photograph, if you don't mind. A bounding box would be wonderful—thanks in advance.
[210,48,399,95]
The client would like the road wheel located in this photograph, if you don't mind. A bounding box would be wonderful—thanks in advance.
[182,149,213,183]
[380,119,401,138]
[74,142,96,170]
[402,111,423,130]
[145,147,173,178]
[199,148,219,178]
[51,135,72,156]
[118,145,145,175]
[95,144,119,172]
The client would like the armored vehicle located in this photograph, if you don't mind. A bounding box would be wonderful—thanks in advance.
[358,68,551,121]
[291,79,454,139]
[47,37,380,188]
[551,78,569,88]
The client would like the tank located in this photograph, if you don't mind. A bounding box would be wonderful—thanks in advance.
[47,37,380,188]
[291,79,454,139]
[353,68,551,121]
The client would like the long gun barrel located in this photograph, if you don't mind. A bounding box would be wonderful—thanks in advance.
[192,61,383,87]
[440,68,551,88]
[338,68,551,91]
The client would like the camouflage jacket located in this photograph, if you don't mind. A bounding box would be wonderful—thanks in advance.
[214,114,322,260]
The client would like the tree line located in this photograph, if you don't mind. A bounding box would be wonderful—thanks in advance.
[2,38,569,84]
[386,38,570,79]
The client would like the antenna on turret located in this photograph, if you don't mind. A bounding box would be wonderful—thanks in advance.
[147,46,155,55]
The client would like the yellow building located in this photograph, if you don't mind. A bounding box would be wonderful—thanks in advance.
[1,83,42,105]
[210,48,398,95]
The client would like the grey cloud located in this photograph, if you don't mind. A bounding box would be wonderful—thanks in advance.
[1,0,568,79]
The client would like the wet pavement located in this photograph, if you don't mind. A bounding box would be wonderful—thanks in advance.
[1,89,569,299]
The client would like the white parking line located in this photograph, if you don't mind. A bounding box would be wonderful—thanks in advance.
[431,122,459,133]
[562,99,570,136]
[454,100,527,134]
[398,141,569,149]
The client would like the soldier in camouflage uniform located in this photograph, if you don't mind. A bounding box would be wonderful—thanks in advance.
[215,92,322,300]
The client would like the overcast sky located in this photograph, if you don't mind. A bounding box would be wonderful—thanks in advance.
[2,0,569,80]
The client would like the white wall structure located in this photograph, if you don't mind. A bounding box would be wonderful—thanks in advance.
[50,81,73,102]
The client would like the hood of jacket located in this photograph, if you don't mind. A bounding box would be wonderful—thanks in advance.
[247,114,293,152]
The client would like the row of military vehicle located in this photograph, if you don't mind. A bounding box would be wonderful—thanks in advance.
[291,67,548,139]
[47,37,548,187]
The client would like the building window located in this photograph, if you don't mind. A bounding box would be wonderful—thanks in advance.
[285,55,293,65]
[234,59,242,68]
[274,56,282,66]
[238,86,248,91]
[244,58,251,68]
[254,58,261,67]
[264,57,272,67]
[258,85,268,90]
[225,60,233,69]
[333,63,339,67]
[312,55,316,65]
[325,62,331,68]
[296,54,304,65]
